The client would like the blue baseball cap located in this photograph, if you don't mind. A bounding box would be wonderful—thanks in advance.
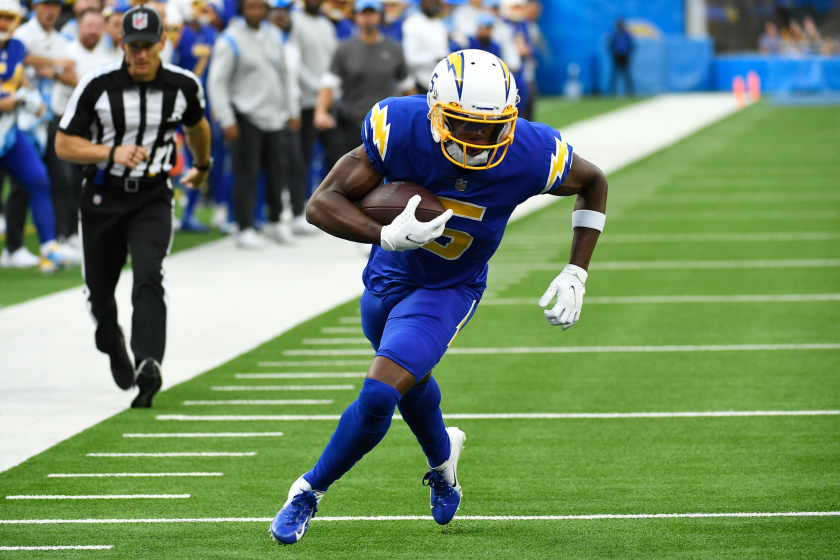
[270,0,292,7]
[354,0,382,12]
[30,0,62,5]
[483,0,499,7]
[476,12,494,26]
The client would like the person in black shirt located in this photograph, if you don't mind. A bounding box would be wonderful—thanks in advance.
[55,5,211,408]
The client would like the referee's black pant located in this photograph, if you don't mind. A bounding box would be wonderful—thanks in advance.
[79,179,173,368]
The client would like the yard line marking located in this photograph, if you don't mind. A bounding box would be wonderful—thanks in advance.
[284,349,375,356]
[504,231,840,244]
[321,327,364,334]
[211,385,354,391]
[302,338,370,345]
[235,373,366,379]
[491,259,840,271]
[284,343,840,357]
[6,495,190,500]
[0,546,114,551]
[184,400,333,405]
[2,512,838,525]
[47,473,222,478]
[482,294,840,305]
[257,360,371,367]
[338,317,363,323]
[608,210,840,221]
[123,433,283,438]
[87,452,256,457]
[155,410,840,422]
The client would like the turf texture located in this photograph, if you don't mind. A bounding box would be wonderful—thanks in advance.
[0,102,838,558]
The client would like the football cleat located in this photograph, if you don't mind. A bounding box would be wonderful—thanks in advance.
[108,333,135,390]
[131,358,162,408]
[270,476,325,545]
[422,427,466,525]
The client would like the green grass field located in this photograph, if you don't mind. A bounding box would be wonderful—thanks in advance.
[1,101,839,558]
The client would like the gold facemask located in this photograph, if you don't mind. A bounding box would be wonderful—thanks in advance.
[429,101,517,170]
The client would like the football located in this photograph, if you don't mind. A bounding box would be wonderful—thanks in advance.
[357,181,446,226]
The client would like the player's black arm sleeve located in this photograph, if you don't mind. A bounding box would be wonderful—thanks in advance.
[306,146,386,244]
[549,154,608,271]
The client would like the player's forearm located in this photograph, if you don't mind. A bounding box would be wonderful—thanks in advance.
[185,118,211,166]
[306,151,384,244]
[568,170,608,271]
[54,132,111,165]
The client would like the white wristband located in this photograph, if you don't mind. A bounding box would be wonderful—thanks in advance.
[572,210,605,232]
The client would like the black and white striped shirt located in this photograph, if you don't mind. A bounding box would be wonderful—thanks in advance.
[59,61,205,180]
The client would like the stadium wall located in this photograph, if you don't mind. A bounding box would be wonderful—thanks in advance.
[713,54,840,93]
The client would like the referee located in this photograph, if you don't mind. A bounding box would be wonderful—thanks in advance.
[55,5,211,408]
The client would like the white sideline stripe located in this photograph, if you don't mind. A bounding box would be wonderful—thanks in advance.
[322,327,364,334]
[302,338,370,345]
[235,372,365,379]
[482,294,840,305]
[155,410,840,422]
[492,259,840,271]
[6,495,190,500]
[505,231,840,244]
[184,400,333,405]
[284,343,840,357]
[86,452,255,457]
[47,473,222,478]
[2,512,838,525]
[211,385,354,391]
[0,546,113,551]
[338,317,362,323]
[257,360,371,367]
[123,432,283,438]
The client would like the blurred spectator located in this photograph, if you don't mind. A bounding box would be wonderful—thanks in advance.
[402,0,448,91]
[759,21,782,54]
[802,15,827,54]
[451,0,481,37]
[290,0,337,184]
[381,0,406,41]
[783,20,805,54]
[207,0,301,248]
[501,0,533,119]
[269,0,315,235]
[468,13,500,56]
[59,0,101,42]
[483,0,520,73]
[100,3,127,61]
[314,0,414,172]
[608,18,633,96]
[323,0,355,39]
[49,8,111,247]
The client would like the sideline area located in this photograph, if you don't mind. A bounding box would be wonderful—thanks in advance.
[0,93,739,474]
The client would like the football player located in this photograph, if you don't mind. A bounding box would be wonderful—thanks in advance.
[270,49,607,544]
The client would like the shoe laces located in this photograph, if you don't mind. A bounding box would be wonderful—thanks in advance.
[286,491,318,524]
[422,470,445,493]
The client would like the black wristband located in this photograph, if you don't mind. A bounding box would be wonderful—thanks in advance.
[108,145,117,165]
[194,157,213,172]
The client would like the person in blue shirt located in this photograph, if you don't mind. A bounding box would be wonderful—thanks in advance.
[380,0,405,41]
[467,12,500,56]
[270,49,608,545]
[170,0,227,232]
[609,18,634,96]
[0,0,77,272]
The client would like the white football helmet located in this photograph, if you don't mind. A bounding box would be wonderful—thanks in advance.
[0,0,21,42]
[427,49,519,170]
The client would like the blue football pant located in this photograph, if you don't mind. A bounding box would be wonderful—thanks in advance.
[0,130,56,247]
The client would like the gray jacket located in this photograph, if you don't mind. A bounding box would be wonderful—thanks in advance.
[290,10,337,111]
[207,19,300,131]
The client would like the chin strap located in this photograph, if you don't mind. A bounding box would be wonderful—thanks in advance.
[445,141,489,167]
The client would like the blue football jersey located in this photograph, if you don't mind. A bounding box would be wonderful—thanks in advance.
[172,24,218,84]
[361,95,573,294]
[0,39,26,155]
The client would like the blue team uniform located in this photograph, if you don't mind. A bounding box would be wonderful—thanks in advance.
[359,95,573,379]
[0,38,55,244]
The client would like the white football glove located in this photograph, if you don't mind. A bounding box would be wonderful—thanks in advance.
[380,195,454,252]
[15,87,44,115]
[538,264,588,330]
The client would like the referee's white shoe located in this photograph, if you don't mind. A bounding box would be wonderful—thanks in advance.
[0,247,40,268]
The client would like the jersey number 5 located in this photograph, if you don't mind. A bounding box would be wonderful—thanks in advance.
[422,197,486,260]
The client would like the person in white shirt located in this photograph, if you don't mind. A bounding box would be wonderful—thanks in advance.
[401,0,449,90]
[49,8,112,246]
[58,0,101,42]
[100,4,126,62]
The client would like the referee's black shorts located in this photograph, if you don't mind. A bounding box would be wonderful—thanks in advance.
[79,177,173,367]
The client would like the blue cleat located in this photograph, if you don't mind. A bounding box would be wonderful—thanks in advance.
[422,427,466,525]
[270,476,325,545]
